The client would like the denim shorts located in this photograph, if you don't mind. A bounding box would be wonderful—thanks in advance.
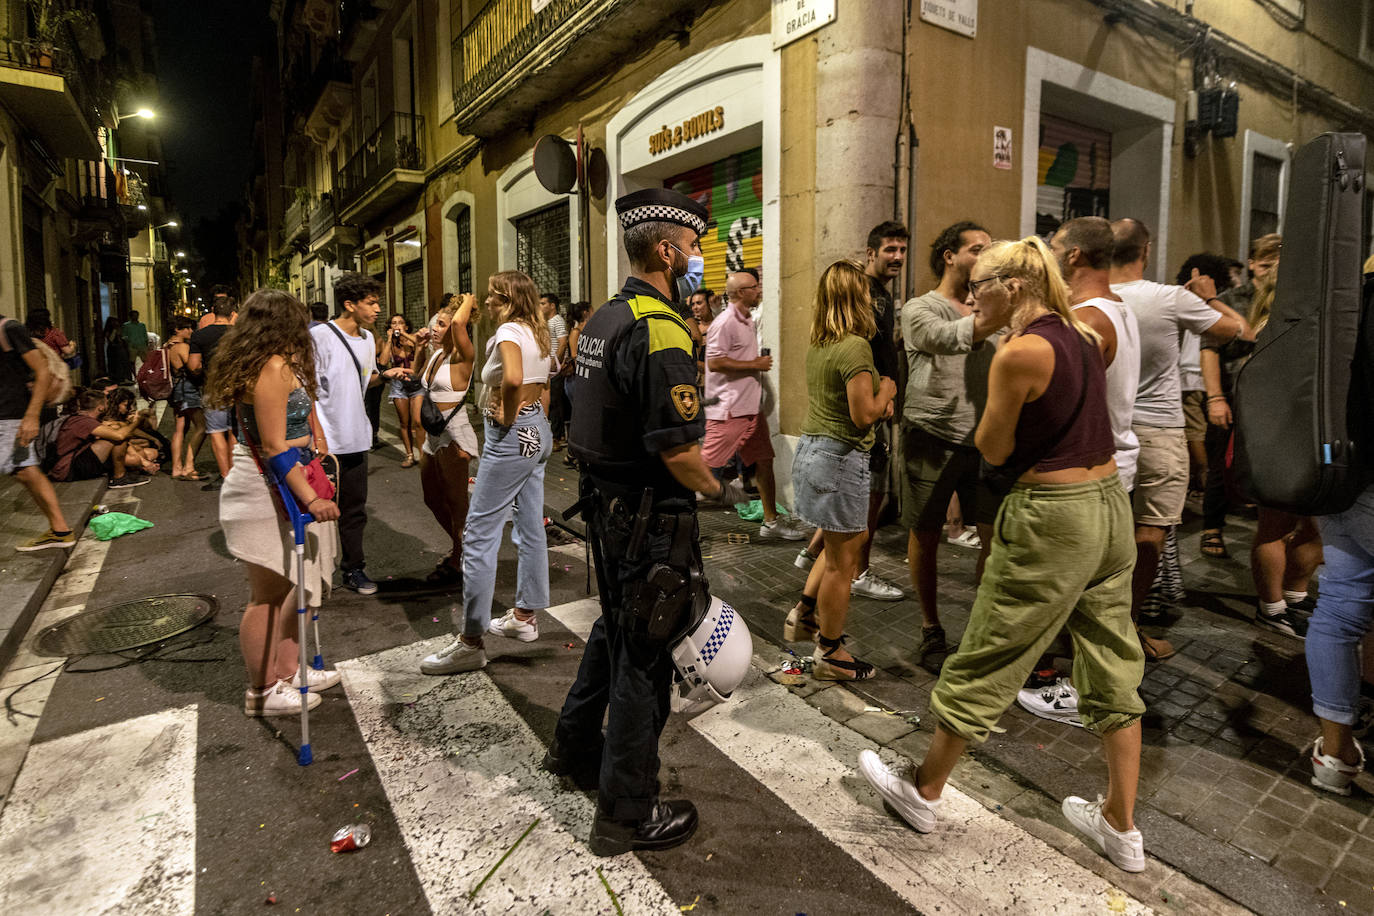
[205,406,234,435]
[791,434,870,533]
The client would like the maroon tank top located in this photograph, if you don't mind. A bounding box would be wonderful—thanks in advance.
[1003,313,1114,473]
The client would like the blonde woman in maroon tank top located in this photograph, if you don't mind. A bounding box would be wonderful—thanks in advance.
[860,236,1150,875]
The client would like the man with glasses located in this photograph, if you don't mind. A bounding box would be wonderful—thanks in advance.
[702,270,807,540]
[900,220,998,672]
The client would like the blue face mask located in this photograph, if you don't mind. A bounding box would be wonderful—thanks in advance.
[671,245,706,299]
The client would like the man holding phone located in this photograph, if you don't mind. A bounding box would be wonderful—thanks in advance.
[702,270,807,540]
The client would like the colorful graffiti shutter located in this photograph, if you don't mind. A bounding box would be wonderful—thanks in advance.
[1036,115,1111,238]
[664,148,763,294]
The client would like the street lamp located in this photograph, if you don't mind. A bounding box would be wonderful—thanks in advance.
[155,220,178,229]
[175,251,186,258]
[113,106,156,127]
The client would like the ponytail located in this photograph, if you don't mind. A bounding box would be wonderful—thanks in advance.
[979,236,1100,345]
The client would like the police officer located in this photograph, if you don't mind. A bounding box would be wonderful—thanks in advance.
[545,188,745,856]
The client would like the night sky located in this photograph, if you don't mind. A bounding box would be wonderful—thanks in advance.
[154,0,268,231]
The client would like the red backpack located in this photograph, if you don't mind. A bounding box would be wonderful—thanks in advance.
[137,346,173,401]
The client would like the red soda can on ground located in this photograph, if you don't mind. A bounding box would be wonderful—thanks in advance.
[330,823,372,852]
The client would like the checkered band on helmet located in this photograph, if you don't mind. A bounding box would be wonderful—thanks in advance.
[698,610,733,665]
[618,204,707,235]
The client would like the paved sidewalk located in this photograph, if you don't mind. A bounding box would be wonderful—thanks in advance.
[544,467,1373,915]
[0,474,103,672]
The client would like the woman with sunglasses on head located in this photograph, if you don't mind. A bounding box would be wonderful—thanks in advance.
[379,313,423,467]
[859,237,1147,874]
[421,270,553,674]
[207,289,342,717]
[786,260,897,681]
[416,293,479,586]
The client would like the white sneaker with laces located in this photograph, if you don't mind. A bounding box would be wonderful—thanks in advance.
[858,749,941,832]
[487,609,539,642]
[1016,678,1083,728]
[420,637,488,674]
[288,666,342,690]
[759,516,809,541]
[244,680,322,717]
[794,548,816,571]
[1310,735,1365,796]
[851,570,903,601]
[1062,795,1145,872]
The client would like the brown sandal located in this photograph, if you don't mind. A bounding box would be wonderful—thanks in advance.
[1200,530,1228,559]
[782,603,819,642]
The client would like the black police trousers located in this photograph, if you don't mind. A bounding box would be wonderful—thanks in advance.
[552,489,695,823]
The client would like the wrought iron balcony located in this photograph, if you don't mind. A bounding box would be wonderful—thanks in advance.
[0,36,101,158]
[309,193,337,242]
[336,112,424,223]
[283,196,311,246]
[450,0,699,137]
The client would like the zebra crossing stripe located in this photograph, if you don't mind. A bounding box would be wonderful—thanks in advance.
[0,705,197,914]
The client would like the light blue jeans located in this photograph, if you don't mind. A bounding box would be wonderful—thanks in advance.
[1307,485,1374,725]
[461,407,551,637]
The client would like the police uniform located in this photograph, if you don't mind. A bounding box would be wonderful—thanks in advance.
[551,188,709,854]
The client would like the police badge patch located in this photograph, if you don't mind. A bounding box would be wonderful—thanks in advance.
[670,384,699,420]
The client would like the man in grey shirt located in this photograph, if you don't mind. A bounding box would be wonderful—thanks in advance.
[900,221,998,673]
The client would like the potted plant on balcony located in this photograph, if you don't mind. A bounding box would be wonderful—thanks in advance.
[28,0,95,70]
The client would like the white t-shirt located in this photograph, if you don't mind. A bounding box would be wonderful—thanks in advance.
[481,321,552,388]
[1111,279,1221,428]
[1073,297,1141,491]
[310,319,377,454]
[1178,332,1203,392]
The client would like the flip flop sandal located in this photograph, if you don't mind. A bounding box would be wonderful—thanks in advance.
[425,562,462,585]
[1200,530,1228,558]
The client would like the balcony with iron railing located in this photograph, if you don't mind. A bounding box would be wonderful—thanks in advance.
[309,193,337,242]
[449,0,699,137]
[335,112,425,223]
[283,195,311,246]
[0,31,103,158]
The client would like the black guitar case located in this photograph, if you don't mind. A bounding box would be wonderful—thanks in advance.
[1232,131,1370,516]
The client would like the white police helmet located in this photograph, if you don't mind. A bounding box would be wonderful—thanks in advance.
[669,593,752,715]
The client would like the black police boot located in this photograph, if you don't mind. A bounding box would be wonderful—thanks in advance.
[541,738,602,792]
[588,799,698,857]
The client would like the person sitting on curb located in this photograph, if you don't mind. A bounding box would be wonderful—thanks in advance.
[47,388,150,489]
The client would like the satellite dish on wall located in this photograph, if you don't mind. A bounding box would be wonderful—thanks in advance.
[533,134,577,194]
[586,147,609,199]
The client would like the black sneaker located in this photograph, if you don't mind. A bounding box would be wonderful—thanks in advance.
[1257,606,1307,640]
[589,800,698,857]
[918,625,956,674]
[342,568,378,596]
[1287,594,1317,616]
[108,475,150,489]
[541,737,603,792]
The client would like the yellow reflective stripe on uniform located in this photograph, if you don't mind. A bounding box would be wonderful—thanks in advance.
[627,294,693,356]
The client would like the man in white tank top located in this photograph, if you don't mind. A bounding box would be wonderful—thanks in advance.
[1051,218,1141,491]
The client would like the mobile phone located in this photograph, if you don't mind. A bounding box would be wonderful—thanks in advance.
[761,347,771,356]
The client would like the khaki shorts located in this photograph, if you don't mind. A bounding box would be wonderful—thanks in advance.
[900,424,998,531]
[1131,424,1189,527]
[1181,391,1207,443]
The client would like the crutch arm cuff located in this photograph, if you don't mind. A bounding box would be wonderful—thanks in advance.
[266,448,302,482]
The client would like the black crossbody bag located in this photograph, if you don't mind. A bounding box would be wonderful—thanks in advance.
[418,351,468,436]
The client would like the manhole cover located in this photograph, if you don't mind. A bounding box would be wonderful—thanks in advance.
[33,594,218,657]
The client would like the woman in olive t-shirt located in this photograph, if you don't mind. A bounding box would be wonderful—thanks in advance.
[787,261,896,680]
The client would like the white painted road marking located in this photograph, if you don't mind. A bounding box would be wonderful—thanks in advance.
[0,704,197,914]
[337,640,681,914]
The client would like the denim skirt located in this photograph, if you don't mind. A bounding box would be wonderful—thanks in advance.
[792,434,871,533]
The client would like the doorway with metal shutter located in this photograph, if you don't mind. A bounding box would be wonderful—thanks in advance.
[664,147,763,295]
[515,200,570,304]
[400,259,425,329]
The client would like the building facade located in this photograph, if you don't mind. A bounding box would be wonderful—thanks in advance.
[243,0,1374,471]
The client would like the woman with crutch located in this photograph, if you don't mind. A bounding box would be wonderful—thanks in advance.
[206,289,342,722]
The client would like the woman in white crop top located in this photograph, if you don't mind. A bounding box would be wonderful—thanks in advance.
[417,293,479,584]
[420,270,555,676]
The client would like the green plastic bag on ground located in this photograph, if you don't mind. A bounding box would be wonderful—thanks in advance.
[734,499,789,522]
[88,511,154,541]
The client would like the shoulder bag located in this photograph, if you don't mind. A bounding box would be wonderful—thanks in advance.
[419,350,469,436]
[323,321,371,395]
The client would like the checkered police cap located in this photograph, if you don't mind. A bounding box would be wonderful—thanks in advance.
[615,188,709,236]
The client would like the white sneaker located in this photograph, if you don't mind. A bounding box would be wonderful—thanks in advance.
[420,637,488,674]
[1062,795,1145,873]
[1016,678,1083,728]
[759,516,809,541]
[487,609,539,642]
[244,680,322,717]
[947,527,981,549]
[1310,735,1365,796]
[851,570,903,601]
[858,749,941,832]
[794,548,816,571]
[289,666,342,691]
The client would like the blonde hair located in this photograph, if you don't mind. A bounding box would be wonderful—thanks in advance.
[810,260,876,346]
[1249,269,1277,333]
[1363,253,1374,275]
[489,270,551,359]
[977,236,1099,344]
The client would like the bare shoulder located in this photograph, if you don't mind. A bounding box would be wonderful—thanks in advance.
[995,332,1053,367]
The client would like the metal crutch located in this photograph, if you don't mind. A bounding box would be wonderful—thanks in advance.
[278,485,315,767]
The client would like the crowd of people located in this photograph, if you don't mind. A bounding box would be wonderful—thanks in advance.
[3,184,1372,872]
